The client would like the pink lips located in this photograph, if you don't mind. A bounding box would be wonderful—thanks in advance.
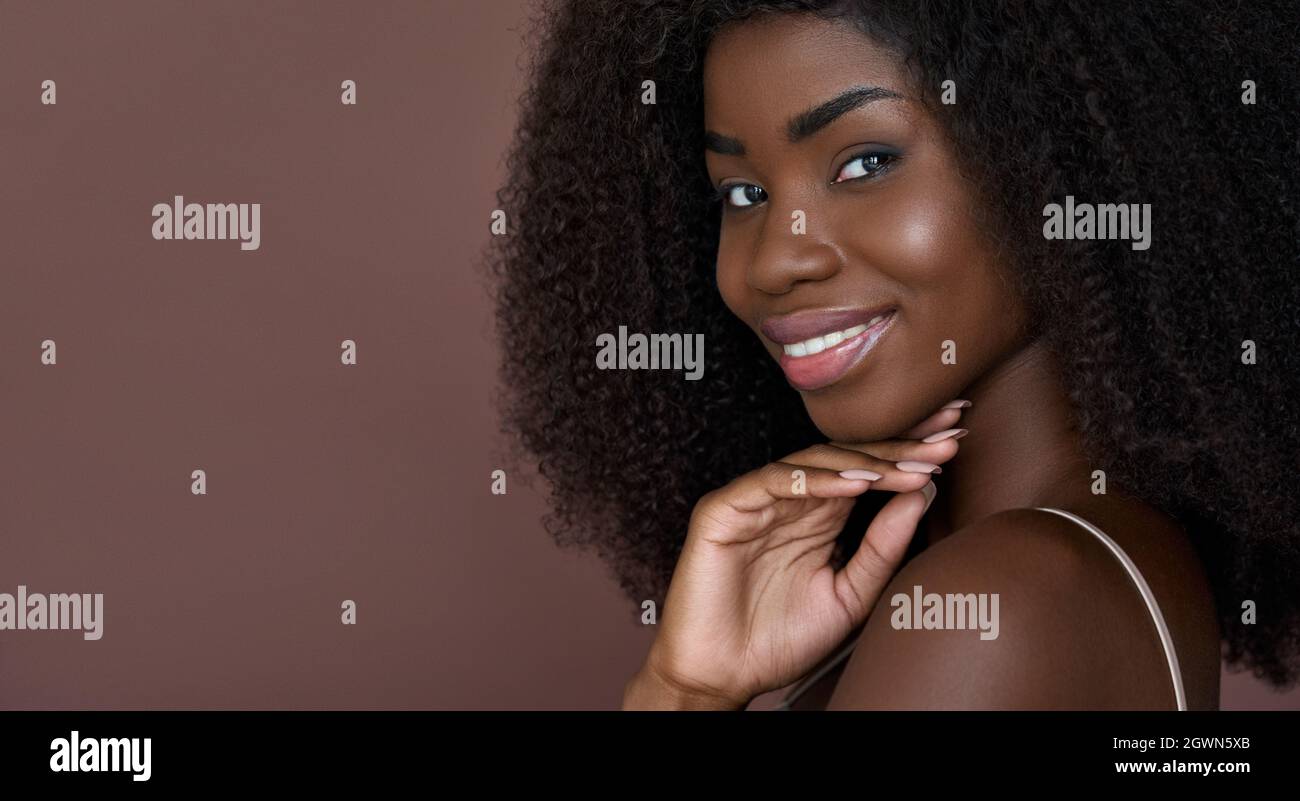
[761,306,897,391]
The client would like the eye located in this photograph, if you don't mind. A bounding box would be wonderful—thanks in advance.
[714,182,767,209]
[833,150,897,183]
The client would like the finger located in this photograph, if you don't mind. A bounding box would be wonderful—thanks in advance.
[773,444,942,494]
[712,462,877,514]
[780,442,887,471]
[833,481,937,622]
[829,431,965,464]
[902,399,970,440]
[827,399,968,460]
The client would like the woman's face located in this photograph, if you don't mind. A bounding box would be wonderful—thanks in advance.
[703,13,1028,442]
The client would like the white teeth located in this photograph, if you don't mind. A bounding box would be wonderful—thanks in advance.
[782,315,889,357]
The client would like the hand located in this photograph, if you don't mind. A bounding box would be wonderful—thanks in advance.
[623,401,969,710]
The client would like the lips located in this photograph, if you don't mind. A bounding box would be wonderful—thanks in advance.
[760,306,897,391]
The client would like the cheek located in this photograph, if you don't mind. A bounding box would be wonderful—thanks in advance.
[868,191,1025,406]
[714,247,750,320]
[894,214,949,277]
[861,183,973,288]
[806,179,1017,439]
[882,200,1008,359]
[843,174,1006,345]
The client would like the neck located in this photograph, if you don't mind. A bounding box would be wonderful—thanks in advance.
[922,338,1091,544]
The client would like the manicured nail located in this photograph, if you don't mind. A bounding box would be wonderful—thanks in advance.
[921,481,937,514]
[839,469,883,481]
[922,428,968,443]
[897,460,942,474]
[942,399,971,409]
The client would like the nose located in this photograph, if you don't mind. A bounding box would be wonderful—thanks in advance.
[746,206,842,295]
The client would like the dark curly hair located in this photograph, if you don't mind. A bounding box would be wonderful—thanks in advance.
[487,0,1300,687]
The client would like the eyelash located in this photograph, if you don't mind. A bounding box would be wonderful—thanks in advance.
[710,150,899,210]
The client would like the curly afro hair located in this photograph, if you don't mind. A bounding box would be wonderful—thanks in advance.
[487,0,1300,687]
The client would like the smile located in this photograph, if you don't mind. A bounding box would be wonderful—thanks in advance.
[780,311,892,356]
[762,307,896,391]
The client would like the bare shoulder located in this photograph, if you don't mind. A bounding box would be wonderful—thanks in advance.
[825,507,1180,710]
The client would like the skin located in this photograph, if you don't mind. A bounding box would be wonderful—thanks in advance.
[623,12,1221,710]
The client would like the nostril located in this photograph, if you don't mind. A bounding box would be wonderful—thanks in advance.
[745,239,842,295]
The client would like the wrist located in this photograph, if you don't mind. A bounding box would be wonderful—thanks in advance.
[622,660,749,711]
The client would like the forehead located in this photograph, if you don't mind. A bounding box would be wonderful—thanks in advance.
[702,12,908,130]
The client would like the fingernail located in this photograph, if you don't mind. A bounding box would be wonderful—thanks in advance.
[921,481,937,513]
[897,460,942,474]
[942,399,971,409]
[922,427,968,443]
[839,469,883,481]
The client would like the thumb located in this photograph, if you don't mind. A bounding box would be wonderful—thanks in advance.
[832,481,936,623]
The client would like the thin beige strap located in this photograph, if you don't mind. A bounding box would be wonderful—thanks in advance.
[779,507,1189,710]
[1035,506,1188,711]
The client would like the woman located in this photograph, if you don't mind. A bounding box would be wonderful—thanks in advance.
[489,0,1299,709]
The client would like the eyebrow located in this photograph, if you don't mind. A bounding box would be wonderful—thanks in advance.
[704,84,903,156]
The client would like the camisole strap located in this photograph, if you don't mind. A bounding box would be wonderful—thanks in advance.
[1035,506,1188,711]
[778,507,1189,710]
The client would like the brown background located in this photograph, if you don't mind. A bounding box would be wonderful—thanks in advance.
[0,0,1292,710]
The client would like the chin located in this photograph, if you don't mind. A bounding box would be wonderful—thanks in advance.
[798,363,948,443]
[801,396,902,444]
